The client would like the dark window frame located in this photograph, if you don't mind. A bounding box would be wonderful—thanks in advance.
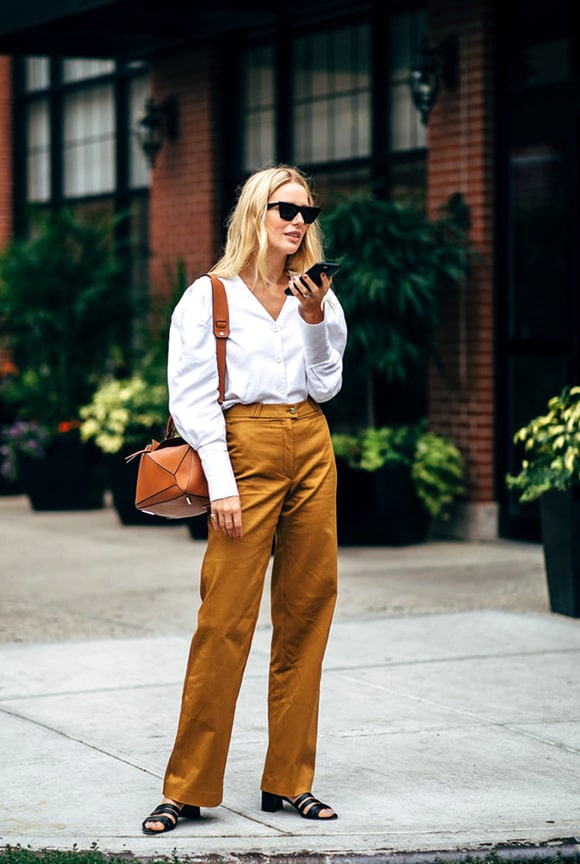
[11,56,151,372]
[11,56,149,235]
[226,0,427,209]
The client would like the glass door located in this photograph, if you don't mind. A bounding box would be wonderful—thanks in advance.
[496,0,580,540]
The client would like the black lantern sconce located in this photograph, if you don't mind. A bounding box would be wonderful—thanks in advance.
[135,97,179,168]
[408,35,459,126]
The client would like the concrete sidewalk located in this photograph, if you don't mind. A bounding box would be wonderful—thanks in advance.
[1,497,579,858]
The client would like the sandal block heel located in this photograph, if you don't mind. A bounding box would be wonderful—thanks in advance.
[181,804,201,820]
[261,791,283,812]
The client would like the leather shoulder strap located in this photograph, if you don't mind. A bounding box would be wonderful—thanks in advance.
[208,274,229,404]
[166,274,229,437]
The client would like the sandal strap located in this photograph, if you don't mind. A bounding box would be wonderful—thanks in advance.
[293,792,331,817]
[142,814,175,833]
[147,803,181,821]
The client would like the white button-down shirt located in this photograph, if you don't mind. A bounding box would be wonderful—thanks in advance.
[167,274,348,501]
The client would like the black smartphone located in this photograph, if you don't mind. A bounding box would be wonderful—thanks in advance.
[285,261,341,295]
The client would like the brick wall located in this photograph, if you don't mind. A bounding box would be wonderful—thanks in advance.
[0,56,12,249]
[149,47,221,299]
[427,0,496,537]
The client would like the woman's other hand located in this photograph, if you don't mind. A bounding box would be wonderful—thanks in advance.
[210,495,243,539]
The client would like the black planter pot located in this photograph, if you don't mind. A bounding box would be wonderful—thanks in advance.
[337,459,430,546]
[539,488,580,618]
[106,449,180,526]
[19,433,105,511]
[0,475,21,496]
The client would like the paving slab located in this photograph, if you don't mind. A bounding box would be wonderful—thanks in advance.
[2,610,580,856]
[0,497,577,857]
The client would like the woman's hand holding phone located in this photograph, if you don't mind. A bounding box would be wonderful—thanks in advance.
[284,261,340,296]
[285,261,340,323]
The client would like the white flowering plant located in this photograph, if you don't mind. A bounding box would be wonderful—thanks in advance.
[506,385,580,503]
[79,375,168,454]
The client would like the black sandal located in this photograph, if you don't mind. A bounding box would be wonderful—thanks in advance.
[142,802,201,835]
[261,791,338,820]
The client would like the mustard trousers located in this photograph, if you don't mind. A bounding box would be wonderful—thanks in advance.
[163,399,338,808]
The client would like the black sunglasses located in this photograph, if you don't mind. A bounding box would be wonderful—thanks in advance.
[267,201,321,224]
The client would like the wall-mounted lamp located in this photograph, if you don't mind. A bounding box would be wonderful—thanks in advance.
[134,97,179,168]
[408,35,458,126]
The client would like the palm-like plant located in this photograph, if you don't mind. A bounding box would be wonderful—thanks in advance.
[322,193,475,427]
[0,209,131,430]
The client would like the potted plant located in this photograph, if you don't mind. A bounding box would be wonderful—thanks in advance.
[332,422,465,545]
[323,192,474,427]
[322,192,474,543]
[0,208,130,510]
[506,385,580,617]
[0,416,106,510]
[0,360,23,495]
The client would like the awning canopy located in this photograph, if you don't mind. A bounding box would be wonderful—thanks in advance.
[0,0,347,59]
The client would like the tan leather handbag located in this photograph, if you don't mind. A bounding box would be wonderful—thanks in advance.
[126,274,229,519]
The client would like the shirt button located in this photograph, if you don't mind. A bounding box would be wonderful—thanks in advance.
[272,325,279,332]
[275,356,282,363]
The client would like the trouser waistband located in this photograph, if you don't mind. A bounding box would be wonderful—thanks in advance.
[225,397,321,419]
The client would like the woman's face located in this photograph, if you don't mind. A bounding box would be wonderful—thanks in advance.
[265,181,311,259]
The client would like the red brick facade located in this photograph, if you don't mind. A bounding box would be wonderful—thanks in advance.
[149,48,221,298]
[427,0,497,537]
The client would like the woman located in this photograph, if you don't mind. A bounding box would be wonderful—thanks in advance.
[142,165,347,835]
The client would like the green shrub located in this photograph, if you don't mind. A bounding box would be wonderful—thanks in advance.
[333,420,464,519]
[506,385,580,502]
[0,209,130,429]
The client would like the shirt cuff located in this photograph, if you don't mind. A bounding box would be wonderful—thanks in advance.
[197,443,239,501]
[299,317,332,365]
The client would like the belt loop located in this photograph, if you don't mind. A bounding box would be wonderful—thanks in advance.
[250,404,262,417]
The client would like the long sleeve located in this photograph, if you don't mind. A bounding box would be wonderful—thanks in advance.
[299,292,347,402]
[167,276,238,501]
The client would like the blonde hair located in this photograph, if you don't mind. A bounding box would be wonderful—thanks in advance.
[211,165,324,284]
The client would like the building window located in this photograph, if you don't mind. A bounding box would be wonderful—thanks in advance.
[389,10,427,153]
[63,84,116,197]
[14,55,152,366]
[507,0,573,88]
[292,23,371,164]
[128,75,150,189]
[62,58,115,82]
[238,8,426,203]
[16,56,150,214]
[25,57,50,91]
[241,45,276,173]
[26,99,51,202]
